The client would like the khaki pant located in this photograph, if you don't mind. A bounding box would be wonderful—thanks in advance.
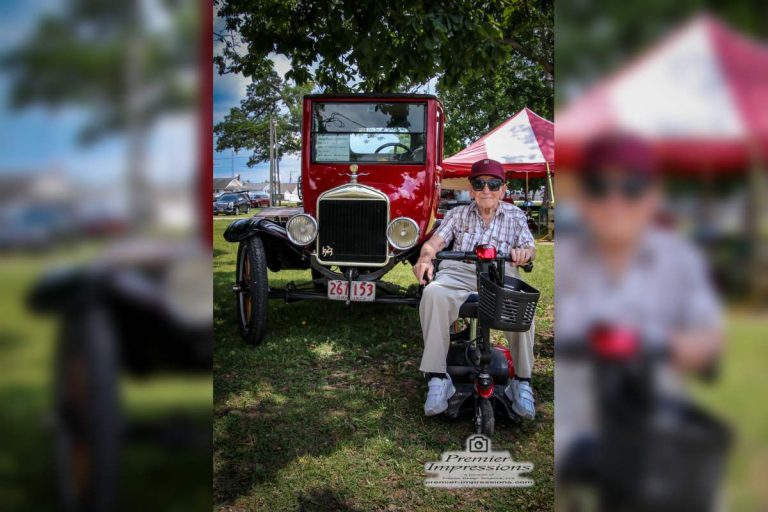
[418,260,535,378]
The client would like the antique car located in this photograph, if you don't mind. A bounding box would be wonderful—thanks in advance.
[213,192,251,215]
[224,93,445,344]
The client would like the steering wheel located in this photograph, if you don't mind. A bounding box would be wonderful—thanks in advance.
[374,142,413,156]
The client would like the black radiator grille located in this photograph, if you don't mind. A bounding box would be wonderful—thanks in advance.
[317,199,388,264]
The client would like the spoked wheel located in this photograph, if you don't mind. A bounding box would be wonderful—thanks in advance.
[233,206,240,216]
[475,398,495,437]
[54,307,120,512]
[235,236,269,345]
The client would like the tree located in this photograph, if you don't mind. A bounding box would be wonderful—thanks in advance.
[439,54,553,156]
[214,0,553,92]
[555,0,768,100]
[213,0,553,163]
[3,0,197,225]
[214,74,311,167]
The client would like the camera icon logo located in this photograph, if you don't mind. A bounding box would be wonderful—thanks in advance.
[467,434,490,453]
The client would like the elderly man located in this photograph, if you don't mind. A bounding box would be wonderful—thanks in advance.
[413,159,537,419]
[555,133,724,464]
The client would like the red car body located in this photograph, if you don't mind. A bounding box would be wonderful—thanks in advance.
[300,94,445,247]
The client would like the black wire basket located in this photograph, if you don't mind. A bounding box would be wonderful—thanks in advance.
[600,397,732,511]
[478,272,540,332]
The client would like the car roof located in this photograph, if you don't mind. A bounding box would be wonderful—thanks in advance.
[304,93,438,100]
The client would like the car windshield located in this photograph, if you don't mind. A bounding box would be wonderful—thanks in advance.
[218,194,240,201]
[312,102,426,164]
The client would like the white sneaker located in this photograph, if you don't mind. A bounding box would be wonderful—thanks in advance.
[424,375,455,416]
[505,379,536,420]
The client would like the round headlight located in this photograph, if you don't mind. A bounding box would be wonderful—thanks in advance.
[286,214,317,246]
[386,217,419,250]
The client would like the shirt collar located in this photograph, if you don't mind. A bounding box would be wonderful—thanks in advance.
[470,200,507,219]
[577,226,659,269]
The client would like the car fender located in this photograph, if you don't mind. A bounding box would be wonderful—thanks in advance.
[27,266,94,313]
[223,217,310,271]
[223,217,291,243]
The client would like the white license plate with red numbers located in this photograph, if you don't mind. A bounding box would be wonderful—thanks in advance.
[327,280,376,302]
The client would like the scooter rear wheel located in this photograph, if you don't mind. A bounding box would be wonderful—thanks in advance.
[475,398,495,437]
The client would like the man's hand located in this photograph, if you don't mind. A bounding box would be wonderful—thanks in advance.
[413,257,434,285]
[413,235,445,285]
[670,330,722,373]
[509,247,534,266]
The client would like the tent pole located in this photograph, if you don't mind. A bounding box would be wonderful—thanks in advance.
[546,161,555,207]
[542,161,555,241]
[525,172,529,202]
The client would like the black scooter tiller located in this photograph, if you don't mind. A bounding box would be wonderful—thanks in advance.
[431,244,539,436]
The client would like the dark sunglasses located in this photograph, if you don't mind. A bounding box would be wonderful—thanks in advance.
[582,173,653,201]
[471,178,503,192]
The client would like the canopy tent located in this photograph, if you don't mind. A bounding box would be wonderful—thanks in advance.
[442,107,554,180]
[557,14,768,173]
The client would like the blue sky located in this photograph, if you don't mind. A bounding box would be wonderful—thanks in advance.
[0,0,196,188]
[212,13,301,184]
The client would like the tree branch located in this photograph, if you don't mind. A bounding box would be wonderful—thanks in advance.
[503,36,553,79]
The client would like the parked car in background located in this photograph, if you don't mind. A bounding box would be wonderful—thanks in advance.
[0,202,78,252]
[213,192,251,215]
[247,191,270,208]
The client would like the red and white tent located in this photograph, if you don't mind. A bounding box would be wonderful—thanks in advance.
[443,107,554,179]
[557,14,768,173]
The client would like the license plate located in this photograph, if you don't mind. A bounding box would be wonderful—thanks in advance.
[327,280,376,302]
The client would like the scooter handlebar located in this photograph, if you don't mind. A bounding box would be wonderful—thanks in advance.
[434,251,534,272]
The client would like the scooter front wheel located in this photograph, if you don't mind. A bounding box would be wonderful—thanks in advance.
[475,398,495,437]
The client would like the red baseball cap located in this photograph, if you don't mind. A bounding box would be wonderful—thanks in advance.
[469,159,505,181]
[580,133,660,178]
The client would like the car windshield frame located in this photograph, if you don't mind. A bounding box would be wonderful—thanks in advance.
[311,101,427,165]
[217,194,241,202]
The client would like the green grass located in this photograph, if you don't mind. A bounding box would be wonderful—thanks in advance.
[0,245,212,511]
[692,313,768,511]
[213,218,555,511]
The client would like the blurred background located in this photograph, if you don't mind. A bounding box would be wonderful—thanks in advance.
[555,1,768,510]
[0,0,212,510]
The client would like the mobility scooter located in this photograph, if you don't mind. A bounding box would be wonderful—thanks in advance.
[432,243,539,436]
[556,326,731,512]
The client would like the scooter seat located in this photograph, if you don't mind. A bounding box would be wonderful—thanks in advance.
[458,293,479,318]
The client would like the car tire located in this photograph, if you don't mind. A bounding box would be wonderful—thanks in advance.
[235,236,269,345]
[233,207,240,216]
[54,306,121,511]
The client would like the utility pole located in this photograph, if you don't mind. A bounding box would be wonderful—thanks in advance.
[276,145,282,206]
[268,116,275,206]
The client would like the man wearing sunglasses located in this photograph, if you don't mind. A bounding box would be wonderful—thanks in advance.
[413,158,537,419]
[555,134,723,462]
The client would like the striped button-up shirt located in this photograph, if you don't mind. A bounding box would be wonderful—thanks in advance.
[434,201,535,254]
